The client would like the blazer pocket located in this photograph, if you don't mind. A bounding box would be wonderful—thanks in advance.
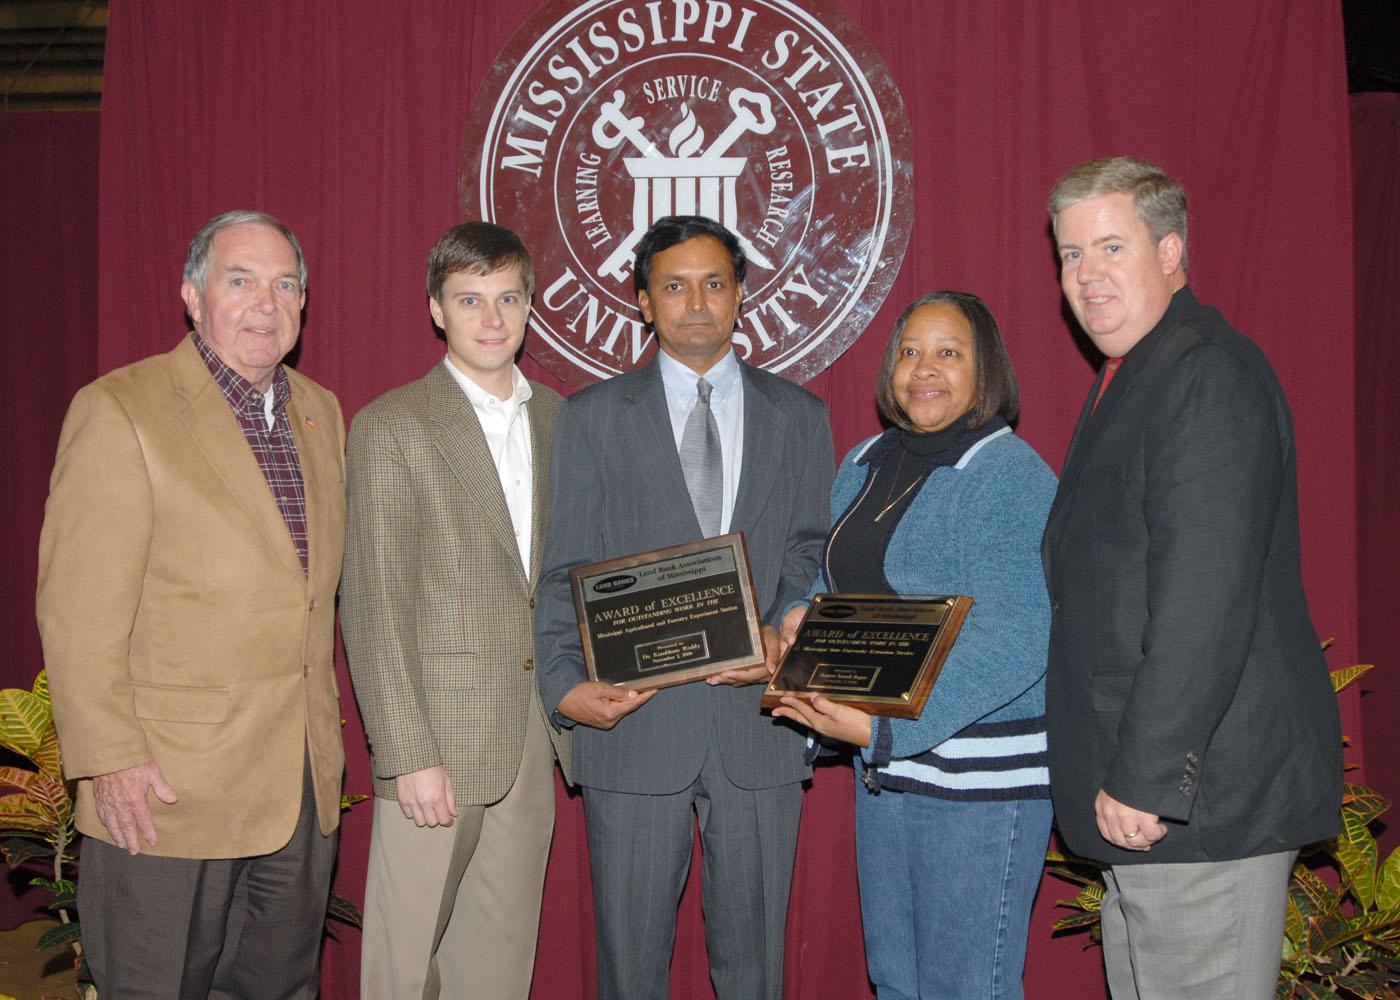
[1091,673,1134,713]
[132,682,230,724]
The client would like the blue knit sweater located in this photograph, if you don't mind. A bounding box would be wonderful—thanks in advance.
[805,426,1057,800]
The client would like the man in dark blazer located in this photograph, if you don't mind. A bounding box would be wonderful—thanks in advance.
[535,215,834,1000]
[1041,157,1341,999]
[342,223,570,999]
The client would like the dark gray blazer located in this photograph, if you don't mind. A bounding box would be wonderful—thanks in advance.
[1042,287,1341,865]
[535,357,834,794]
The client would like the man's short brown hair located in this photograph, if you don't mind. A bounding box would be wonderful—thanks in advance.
[426,222,534,301]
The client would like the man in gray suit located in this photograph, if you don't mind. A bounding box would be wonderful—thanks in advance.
[342,222,570,999]
[535,215,834,1000]
[1041,157,1341,999]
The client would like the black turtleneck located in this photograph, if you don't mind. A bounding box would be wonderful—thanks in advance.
[826,415,1007,594]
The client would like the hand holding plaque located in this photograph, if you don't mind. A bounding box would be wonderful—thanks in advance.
[761,594,973,719]
[570,533,765,691]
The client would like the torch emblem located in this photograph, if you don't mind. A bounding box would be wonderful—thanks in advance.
[592,87,779,281]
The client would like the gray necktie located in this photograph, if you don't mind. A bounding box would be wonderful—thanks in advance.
[679,377,723,536]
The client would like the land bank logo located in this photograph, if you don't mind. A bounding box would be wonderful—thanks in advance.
[463,0,912,386]
[591,573,638,594]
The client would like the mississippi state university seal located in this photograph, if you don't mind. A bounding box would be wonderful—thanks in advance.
[463,0,912,386]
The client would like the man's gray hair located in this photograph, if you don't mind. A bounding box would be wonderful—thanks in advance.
[182,210,308,291]
[1047,157,1189,270]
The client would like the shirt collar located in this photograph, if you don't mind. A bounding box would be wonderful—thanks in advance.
[442,357,533,410]
[192,331,289,415]
[658,347,741,402]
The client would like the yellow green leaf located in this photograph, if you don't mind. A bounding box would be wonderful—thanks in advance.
[1285,894,1304,944]
[1378,847,1400,912]
[1295,981,1344,1000]
[0,688,50,758]
[1292,861,1342,919]
[1331,662,1376,694]
[1314,907,1400,952]
[31,725,63,784]
[1075,883,1104,911]
[26,773,70,828]
[0,793,53,835]
[0,769,71,829]
[340,793,369,812]
[1052,910,1101,933]
[1306,913,1335,954]
[31,670,49,706]
[1344,783,1391,826]
[0,766,38,796]
[35,920,80,951]
[1338,808,1380,910]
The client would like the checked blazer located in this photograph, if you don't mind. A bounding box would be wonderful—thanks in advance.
[341,362,570,806]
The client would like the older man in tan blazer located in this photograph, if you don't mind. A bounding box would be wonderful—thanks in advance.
[341,222,570,1000]
[36,210,346,998]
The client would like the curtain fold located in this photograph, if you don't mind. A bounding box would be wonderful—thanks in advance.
[0,108,100,931]
[1352,92,1400,859]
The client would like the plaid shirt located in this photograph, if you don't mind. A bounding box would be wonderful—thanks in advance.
[193,333,309,573]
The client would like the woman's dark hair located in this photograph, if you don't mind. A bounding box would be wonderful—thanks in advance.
[875,291,1021,431]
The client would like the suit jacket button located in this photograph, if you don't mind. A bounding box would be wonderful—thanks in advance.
[529,597,536,610]
[523,657,534,672]
[1051,600,1060,612]
[309,599,319,611]
[303,663,311,677]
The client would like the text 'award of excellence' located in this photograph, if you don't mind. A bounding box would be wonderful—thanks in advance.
[761,594,973,719]
[570,533,765,691]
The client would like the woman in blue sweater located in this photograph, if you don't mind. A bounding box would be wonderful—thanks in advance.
[774,291,1057,1000]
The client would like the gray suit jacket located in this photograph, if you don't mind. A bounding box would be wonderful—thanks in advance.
[1042,287,1341,864]
[342,362,570,805]
[536,357,834,794]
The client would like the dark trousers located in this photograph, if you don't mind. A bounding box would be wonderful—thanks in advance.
[582,746,802,1000]
[77,760,337,1000]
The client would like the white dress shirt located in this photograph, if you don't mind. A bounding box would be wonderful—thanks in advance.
[657,348,744,534]
[443,358,534,571]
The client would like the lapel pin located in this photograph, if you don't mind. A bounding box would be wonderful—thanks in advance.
[304,415,316,429]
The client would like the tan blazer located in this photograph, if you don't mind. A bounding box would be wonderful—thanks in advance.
[37,336,347,859]
[341,362,570,806]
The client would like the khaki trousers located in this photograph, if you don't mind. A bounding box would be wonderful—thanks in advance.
[360,704,556,1000]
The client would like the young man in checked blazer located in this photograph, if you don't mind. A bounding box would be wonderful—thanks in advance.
[341,222,570,1000]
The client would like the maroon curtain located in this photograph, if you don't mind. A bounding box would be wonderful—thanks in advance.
[77,2,1363,997]
[0,111,99,927]
[1353,92,1400,857]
